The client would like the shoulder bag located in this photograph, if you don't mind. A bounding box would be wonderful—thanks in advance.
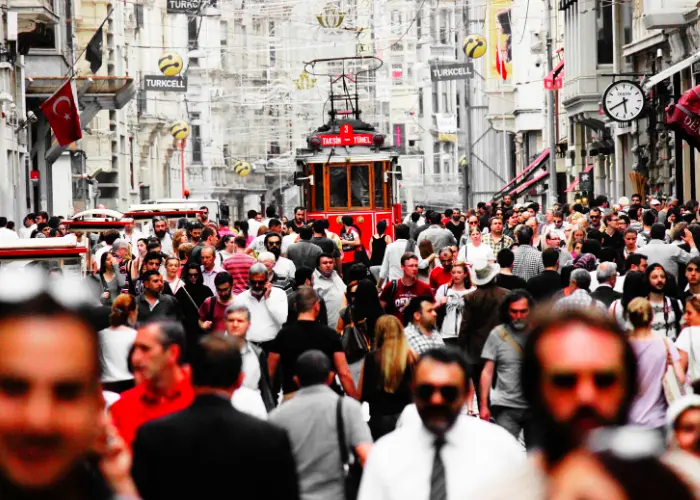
[662,338,685,405]
[341,307,372,364]
[336,397,362,500]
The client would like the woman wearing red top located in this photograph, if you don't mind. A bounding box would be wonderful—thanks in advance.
[340,214,362,277]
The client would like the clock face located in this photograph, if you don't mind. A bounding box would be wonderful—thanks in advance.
[603,81,645,122]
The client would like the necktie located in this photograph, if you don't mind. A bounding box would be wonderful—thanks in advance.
[430,436,447,500]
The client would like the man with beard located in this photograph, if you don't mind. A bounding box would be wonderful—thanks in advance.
[288,206,306,234]
[186,220,204,246]
[479,290,535,447]
[264,232,296,282]
[445,208,465,242]
[358,348,523,500]
[190,226,219,267]
[135,270,181,323]
[646,263,683,340]
[0,273,138,499]
[152,217,173,256]
[429,247,455,291]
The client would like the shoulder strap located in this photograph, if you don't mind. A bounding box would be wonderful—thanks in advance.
[669,297,683,335]
[335,397,350,470]
[498,326,523,354]
[208,296,217,322]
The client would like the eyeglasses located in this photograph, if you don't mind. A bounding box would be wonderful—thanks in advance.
[546,370,620,390]
[468,221,479,225]
[415,384,460,404]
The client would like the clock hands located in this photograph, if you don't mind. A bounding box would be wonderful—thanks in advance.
[609,97,628,111]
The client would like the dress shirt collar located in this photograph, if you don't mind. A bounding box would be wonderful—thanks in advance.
[140,374,191,405]
[297,384,334,397]
[648,240,664,246]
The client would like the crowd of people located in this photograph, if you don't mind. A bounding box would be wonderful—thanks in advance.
[1,195,700,499]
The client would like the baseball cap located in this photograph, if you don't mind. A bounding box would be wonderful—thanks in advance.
[650,199,661,206]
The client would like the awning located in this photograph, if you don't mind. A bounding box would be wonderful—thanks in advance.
[564,163,595,193]
[644,49,700,92]
[544,59,564,90]
[510,170,549,196]
[493,149,550,199]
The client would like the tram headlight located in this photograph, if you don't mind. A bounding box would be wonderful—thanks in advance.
[373,134,385,148]
[309,137,322,151]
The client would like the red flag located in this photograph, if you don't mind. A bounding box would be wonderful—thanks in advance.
[40,79,82,147]
[495,46,508,81]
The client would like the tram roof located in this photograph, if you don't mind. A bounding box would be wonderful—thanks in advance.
[295,148,398,163]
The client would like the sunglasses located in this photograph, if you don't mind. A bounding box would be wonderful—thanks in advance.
[415,384,460,404]
[267,241,281,247]
[250,279,267,286]
[468,221,479,225]
[590,215,601,219]
[546,370,620,390]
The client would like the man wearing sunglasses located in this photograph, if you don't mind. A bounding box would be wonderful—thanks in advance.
[587,207,604,233]
[264,232,296,283]
[359,348,523,500]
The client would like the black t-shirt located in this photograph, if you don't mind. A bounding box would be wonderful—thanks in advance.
[269,320,344,393]
[310,236,341,258]
[494,273,528,291]
[445,220,465,242]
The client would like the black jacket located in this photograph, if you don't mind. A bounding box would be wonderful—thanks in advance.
[526,270,564,303]
[135,293,181,323]
[590,285,622,307]
[132,394,300,500]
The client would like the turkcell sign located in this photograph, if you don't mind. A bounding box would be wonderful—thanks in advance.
[144,75,188,92]
[167,0,201,14]
[319,134,373,147]
[430,62,473,82]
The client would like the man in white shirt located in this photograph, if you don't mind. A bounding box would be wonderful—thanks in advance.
[262,232,296,281]
[224,303,275,414]
[246,219,283,255]
[18,213,36,239]
[358,348,523,500]
[0,217,19,244]
[378,223,428,288]
[200,246,223,293]
[246,210,261,240]
[234,263,288,346]
[313,254,347,329]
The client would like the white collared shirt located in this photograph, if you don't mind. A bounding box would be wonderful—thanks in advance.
[273,256,296,280]
[240,340,261,391]
[201,264,223,293]
[313,269,346,328]
[358,416,524,500]
[234,288,289,342]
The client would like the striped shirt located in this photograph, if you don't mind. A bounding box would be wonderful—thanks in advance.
[222,252,257,295]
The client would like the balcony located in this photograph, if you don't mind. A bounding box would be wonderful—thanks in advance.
[642,0,697,29]
[14,0,59,32]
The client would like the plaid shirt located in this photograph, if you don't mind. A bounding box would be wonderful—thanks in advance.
[404,323,445,354]
[512,245,544,281]
[482,233,514,255]
[554,289,607,313]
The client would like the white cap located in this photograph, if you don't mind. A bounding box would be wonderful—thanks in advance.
[618,196,630,207]
[650,199,661,206]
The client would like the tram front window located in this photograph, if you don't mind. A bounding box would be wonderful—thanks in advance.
[350,165,370,207]
[329,167,349,208]
[374,162,385,209]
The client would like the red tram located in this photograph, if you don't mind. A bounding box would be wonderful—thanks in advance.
[294,57,402,249]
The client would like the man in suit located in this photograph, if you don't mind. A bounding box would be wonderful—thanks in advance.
[590,262,622,307]
[131,334,300,500]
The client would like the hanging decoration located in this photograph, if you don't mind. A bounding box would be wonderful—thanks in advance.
[158,52,184,76]
[234,160,252,177]
[294,72,317,90]
[316,3,345,28]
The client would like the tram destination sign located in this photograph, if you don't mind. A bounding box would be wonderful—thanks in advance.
[143,75,188,92]
[430,62,474,82]
[319,134,373,147]
[167,0,201,14]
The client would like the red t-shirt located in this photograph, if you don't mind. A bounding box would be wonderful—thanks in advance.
[198,297,231,334]
[380,279,434,324]
[110,375,194,447]
[429,267,452,291]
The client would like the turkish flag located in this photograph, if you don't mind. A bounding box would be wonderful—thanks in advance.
[495,46,508,81]
[40,79,82,146]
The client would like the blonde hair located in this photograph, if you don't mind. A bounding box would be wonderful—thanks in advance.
[374,315,410,393]
[173,228,188,255]
[567,227,586,252]
[627,297,653,330]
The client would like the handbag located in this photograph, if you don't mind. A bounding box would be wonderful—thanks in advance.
[341,307,371,363]
[336,397,362,500]
[662,338,685,405]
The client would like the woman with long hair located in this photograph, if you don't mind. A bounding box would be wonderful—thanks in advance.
[359,315,416,439]
[609,270,648,330]
[175,263,213,356]
[338,278,384,344]
[567,227,586,253]
[129,237,149,283]
[172,228,189,257]
[435,261,475,345]
[417,239,436,283]
[217,234,236,263]
[99,294,137,393]
[239,220,253,247]
[626,297,685,431]
[164,256,184,294]
[457,227,495,265]
[95,251,125,306]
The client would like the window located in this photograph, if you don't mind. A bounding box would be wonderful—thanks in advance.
[220,21,228,70]
[188,17,199,67]
[350,165,370,207]
[329,167,349,208]
[406,63,413,80]
[596,0,613,65]
[419,88,424,116]
[313,164,325,211]
[391,11,402,36]
[134,4,144,29]
[190,112,201,163]
[269,21,276,66]
[417,11,422,38]
[434,143,441,173]
[374,162,385,209]
[392,64,403,85]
